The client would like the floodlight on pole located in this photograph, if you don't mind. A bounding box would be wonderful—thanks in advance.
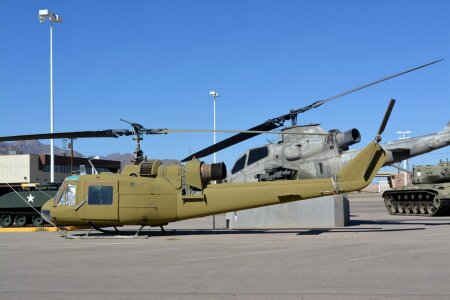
[209,91,219,164]
[39,9,62,183]
[209,90,219,230]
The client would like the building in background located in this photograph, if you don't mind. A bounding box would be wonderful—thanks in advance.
[0,154,120,192]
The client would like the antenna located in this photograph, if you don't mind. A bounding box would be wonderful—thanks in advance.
[88,159,99,174]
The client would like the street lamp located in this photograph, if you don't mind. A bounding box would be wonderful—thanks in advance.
[209,90,219,229]
[39,9,63,183]
[209,91,219,164]
[397,130,412,186]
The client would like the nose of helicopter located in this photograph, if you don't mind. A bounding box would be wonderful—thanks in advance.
[41,199,53,223]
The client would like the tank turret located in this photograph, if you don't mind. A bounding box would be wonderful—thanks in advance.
[412,161,450,184]
[383,161,450,216]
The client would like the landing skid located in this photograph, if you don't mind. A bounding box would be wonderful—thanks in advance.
[64,224,167,239]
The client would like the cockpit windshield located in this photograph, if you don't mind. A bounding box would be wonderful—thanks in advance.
[57,183,77,206]
[231,154,247,174]
[247,146,268,166]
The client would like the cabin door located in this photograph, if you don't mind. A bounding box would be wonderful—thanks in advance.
[81,182,119,221]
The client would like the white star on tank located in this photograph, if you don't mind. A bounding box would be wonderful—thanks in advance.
[27,194,35,203]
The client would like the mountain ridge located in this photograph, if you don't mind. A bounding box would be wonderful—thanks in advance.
[0,141,179,168]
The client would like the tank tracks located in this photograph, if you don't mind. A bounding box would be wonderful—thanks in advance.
[383,190,450,216]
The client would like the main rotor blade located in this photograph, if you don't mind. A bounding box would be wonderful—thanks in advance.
[162,129,328,135]
[376,99,396,142]
[0,129,133,142]
[180,122,280,162]
[0,127,327,143]
[183,59,443,161]
[289,59,443,114]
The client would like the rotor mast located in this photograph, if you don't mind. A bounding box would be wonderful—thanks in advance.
[120,119,145,164]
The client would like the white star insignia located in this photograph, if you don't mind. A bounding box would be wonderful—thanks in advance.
[27,194,35,203]
[416,172,422,177]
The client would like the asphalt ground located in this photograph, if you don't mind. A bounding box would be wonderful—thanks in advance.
[1,193,450,300]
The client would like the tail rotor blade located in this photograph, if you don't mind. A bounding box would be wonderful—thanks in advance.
[376,99,396,142]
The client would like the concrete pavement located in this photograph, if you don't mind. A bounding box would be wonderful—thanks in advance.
[1,193,450,299]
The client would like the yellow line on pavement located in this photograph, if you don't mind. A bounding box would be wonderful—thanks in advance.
[0,226,86,232]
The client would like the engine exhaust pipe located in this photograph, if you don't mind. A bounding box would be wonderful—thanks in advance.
[201,162,227,182]
[336,128,361,149]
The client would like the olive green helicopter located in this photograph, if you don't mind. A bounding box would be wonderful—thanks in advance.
[0,99,396,236]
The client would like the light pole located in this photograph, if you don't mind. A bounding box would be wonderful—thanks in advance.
[39,9,63,183]
[397,130,412,186]
[209,90,219,229]
[209,91,219,164]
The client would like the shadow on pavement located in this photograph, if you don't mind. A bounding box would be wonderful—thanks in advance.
[64,225,429,238]
[349,219,450,226]
[297,227,425,236]
[66,228,306,238]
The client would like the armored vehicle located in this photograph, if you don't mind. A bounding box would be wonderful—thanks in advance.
[383,161,450,216]
[0,184,58,227]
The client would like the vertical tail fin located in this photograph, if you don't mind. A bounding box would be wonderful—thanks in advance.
[336,99,394,192]
[337,141,386,192]
[443,121,450,133]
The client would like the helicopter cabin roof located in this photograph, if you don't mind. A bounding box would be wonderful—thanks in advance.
[65,175,80,181]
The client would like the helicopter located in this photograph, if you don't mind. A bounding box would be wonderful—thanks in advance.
[0,99,395,234]
[181,60,447,184]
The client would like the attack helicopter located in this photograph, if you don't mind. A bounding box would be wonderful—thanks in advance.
[0,100,396,234]
[182,60,447,184]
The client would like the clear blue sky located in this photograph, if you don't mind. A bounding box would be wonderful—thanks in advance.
[1,0,449,169]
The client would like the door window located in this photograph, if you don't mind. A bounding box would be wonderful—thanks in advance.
[88,186,113,205]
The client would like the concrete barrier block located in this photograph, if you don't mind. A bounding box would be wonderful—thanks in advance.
[226,194,349,229]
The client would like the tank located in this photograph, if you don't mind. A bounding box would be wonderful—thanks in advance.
[382,161,450,216]
[0,184,58,227]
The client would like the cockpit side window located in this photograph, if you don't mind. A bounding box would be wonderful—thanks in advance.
[247,146,269,166]
[231,154,247,174]
[57,183,77,206]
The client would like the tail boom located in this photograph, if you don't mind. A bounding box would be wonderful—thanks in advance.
[177,141,386,221]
